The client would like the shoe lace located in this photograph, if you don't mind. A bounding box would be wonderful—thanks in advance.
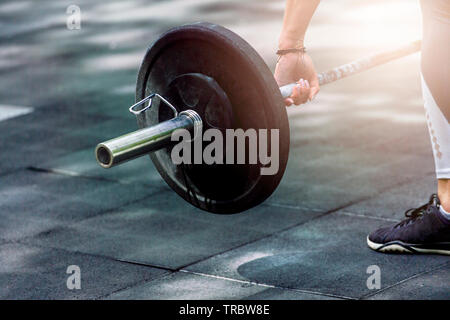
[394,194,439,228]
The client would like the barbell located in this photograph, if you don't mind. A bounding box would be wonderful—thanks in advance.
[95,22,421,214]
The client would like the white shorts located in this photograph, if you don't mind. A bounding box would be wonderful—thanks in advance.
[421,74,450,179]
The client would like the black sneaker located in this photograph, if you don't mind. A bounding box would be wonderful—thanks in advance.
[367,194,450,255]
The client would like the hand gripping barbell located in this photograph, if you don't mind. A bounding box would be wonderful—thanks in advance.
[95,22,420,214]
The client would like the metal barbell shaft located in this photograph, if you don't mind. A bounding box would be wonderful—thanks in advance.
[279,40,421,98]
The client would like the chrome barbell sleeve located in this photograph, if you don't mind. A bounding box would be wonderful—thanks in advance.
[95,110,202,168]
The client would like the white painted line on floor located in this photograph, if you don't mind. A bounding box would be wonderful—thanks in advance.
[0,104,33,121]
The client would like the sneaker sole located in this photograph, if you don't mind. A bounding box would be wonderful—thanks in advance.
[367,236,450,255]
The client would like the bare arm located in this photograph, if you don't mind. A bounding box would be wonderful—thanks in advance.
[279,0,320,49]
[275,0,320,106]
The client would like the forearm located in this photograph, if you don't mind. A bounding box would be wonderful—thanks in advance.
[279,0,320,49]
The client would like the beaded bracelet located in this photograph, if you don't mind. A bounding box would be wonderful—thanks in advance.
[276,47,307,56]
[276,47,307,63]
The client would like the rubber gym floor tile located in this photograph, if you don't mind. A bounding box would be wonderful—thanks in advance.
[268,182,371,212]
[105,271,335,300]
[243,287,342,300]
[272,153,435,213]
[38,147,165,186]
[79,96,141,119]
[111,190,324,235]
[330,153,435,196]
[335,120,426,151]
[0,108,110,146]
[366,263,450,300]
[1,147,63,172]
[25,189,323,270]
[342,174,438,220]
[288,89,429,154]
[1,126,59,151]
[0,181,64,240]
[28,213,264,270]
[266,164,372,212]
[0,109,59,134]
[0,169,164,240]
[268,149,430,212]
[15,131,101,160]
[70,117,140,141]
[281,143,346,168]
[290,115,406,151]
[280,161,369,190]
[4,107,111,133]
[362,123,433,157]
[0,214,62,242]
[0,242,168,299]
[0,130,85,174]
[280,153,374,187]
[287,143,394,170]
[0,168,161,200]
[184,213,449,299]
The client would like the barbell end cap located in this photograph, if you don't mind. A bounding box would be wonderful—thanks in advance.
[95,143,114,169]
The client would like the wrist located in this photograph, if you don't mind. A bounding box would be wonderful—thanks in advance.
[278,35,304,50]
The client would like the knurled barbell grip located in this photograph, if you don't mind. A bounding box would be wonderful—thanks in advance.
[279,40,421,99]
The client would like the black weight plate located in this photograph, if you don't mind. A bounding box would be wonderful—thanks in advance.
[136,22,289,214]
